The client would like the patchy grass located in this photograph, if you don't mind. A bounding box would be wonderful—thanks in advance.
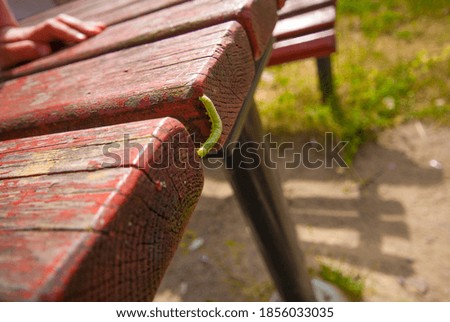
[255,0,450,162]
[228,278,275,302]
[318,264,364,302]
[222,240,276,301]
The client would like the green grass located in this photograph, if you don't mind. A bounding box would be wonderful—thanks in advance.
[256,0,450,162]
[339,0,449,37]
[318,264,364,302]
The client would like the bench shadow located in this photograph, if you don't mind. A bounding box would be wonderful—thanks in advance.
[280,138,442,277]
[155,137,443,301]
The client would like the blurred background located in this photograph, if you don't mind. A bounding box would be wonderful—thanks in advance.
[9,0,449,301]
[256,0,449,161]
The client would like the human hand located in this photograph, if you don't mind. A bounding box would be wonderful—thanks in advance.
[0,14,106,70]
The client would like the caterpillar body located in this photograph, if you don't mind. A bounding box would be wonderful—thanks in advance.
[197,95,222,158]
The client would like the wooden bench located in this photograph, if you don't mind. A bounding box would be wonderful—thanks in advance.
[269,0,337,102]
[0,0,317,301]
[0,118,203,300]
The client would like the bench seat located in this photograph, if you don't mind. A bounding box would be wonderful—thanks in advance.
[0,118,203,301]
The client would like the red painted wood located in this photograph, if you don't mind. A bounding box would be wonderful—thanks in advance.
[20,0,189,27]
[2,0,277,80]
[268,29,336,66]
[273,5,336,40]
[278,0,335,18]
[269,1,337,66]
[0,22,255,153]
[0,117,204,301]
[277,0,286,9]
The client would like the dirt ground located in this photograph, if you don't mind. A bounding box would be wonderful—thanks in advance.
[154,122,450,302]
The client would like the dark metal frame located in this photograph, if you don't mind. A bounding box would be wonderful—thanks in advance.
[211,43,316,301]
[316,56,334,103]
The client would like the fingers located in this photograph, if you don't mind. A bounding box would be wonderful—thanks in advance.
[30,15,106,43]
[33,18,87,43]
[0,25,33,43]
[0,40,51,70]
[0,14,106,69]
[56,14,106,37]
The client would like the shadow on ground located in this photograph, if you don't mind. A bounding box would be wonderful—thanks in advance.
[155,123,449,301]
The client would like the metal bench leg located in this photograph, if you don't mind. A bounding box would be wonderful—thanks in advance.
[224,100,316,301]
[316,56,334,103]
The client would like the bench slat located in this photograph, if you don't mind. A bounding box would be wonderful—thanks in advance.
[0,117,203,301]
[268,29,335,66]
[0,22,254,151]
[277,0,335,18]
[20,0,189,27]
[273,5,336,40]
[2,0,277,80]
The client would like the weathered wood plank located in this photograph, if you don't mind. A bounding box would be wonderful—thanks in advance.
[20,0,189,27]
[273,5,336,40]
[1,0,276,80]
[0,22,255,153]
[278,0,335,18]
[268,29,336,66]
[0,117,204,301]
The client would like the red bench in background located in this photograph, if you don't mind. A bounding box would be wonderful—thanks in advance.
[269,0,337,102]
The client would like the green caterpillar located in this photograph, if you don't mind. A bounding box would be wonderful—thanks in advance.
[197,95,222,158]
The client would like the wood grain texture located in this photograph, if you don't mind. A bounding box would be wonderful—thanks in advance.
[20,0,189,27]
[268,29,336,66]
[273,5,336,40]
[0,117,204,301]
[2,0,277,80]
[278,0,335,18]
[0,22,255,154]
